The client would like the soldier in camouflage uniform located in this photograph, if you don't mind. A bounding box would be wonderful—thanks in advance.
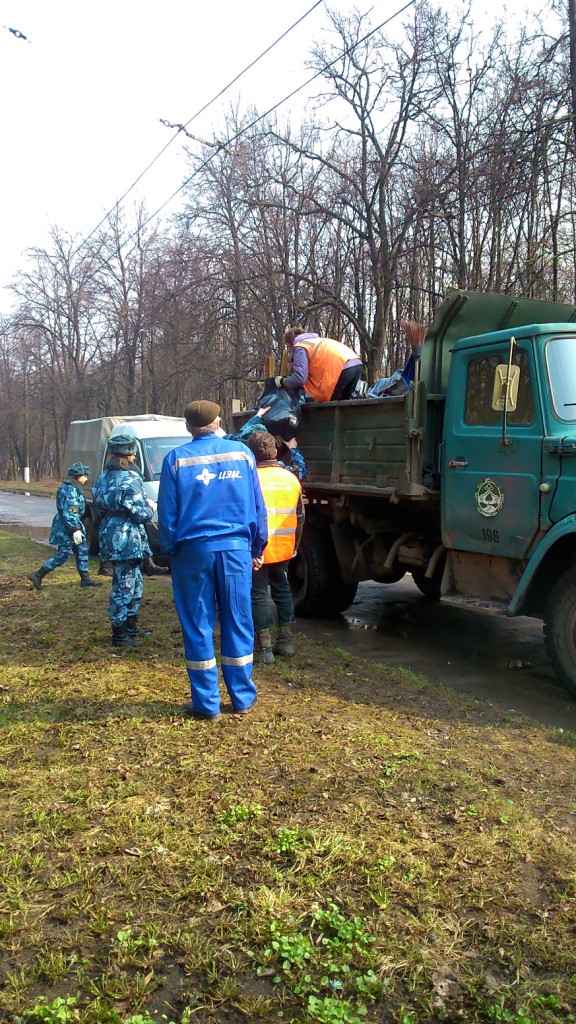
[28,463,102,590]
[92,435,155,648]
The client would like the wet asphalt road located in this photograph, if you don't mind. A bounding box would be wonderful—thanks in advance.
[2,489,575,729]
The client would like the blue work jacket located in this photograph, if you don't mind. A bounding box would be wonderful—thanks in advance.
[158,434,268,558]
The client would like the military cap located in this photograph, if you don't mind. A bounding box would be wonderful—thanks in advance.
[184,400,221,428]
[67,462,91,477]
[107,434,138,455]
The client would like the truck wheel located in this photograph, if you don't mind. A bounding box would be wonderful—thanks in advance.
[289,526,358,617]
[412,552,446,601]
[544,570,576,699]
[412,564,443,601]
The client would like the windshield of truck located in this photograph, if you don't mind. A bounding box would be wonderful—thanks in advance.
[142,436,189,479]
[546,336,576,420]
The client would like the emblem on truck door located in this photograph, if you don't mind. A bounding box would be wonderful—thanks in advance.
[475,478,505,517]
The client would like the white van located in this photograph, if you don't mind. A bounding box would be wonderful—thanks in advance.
[63,414,191,556]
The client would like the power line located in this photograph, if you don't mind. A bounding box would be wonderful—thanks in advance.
[73,0,324,258]
[127,0,418,240]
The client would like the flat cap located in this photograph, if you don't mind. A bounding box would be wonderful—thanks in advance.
[184,400,221,429]
[67,462,91,477]
[107,433,138,455]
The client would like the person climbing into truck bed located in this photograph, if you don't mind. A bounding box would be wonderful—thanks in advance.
[275,327,363,402]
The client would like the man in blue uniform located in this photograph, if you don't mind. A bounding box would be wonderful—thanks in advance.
[93,435,155,648]
[158,400,268,721]
[28,462,102,590]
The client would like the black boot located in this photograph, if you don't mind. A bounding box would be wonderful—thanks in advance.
[111,623,142,648]
[98,560,114,577]
[28,566,49,591]
[126,615,152,638]
[80,573,102,588]
[142,555,169,577]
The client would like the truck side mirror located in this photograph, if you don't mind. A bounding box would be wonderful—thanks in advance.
[492,364,520,412]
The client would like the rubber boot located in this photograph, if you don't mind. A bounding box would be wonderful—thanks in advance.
[254,628,275,665]
[274,622,295,657]
[98,560,114,577]
[111,623,142,648]
[28,566,49,591]
[80,572,103,588]
[142,555,169,577]
[126,614,152,638]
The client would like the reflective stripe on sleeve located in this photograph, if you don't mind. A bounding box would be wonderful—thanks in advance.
[186,657,217,671]
[221,653,254,667]
[174,451,254,472]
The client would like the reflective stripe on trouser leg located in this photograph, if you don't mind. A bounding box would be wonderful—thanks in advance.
[171,546,220,716]
[215,549,257,712]
[42,546,72,572]
[109,561,143,627]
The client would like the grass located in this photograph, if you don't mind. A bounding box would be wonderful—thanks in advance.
[0,477,59,498]
[0,531,575,1024]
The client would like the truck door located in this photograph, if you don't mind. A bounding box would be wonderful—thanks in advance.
[442,343,542,559]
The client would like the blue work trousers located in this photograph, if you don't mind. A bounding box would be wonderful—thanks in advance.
[43,542,89,577]
[171,545,257,716]
[109,560,143,627]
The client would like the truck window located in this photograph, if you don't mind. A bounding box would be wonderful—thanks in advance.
[464,350,534,426]
[546,335,576,421]
[143,436,189,479]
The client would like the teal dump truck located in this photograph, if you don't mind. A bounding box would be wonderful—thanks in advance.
[237,289,576,699]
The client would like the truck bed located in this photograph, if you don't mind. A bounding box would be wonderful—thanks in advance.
[234,390,444,501]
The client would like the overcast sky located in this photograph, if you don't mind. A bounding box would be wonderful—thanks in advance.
[0,0,552,312]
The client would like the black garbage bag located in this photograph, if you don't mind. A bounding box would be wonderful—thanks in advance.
[255,378,303,441]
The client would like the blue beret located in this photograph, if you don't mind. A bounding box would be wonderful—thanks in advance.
[67,462,91,477]
[107,434,137,455]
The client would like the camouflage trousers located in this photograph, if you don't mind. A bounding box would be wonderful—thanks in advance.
[42,542,89,576]
[109,560,143,627]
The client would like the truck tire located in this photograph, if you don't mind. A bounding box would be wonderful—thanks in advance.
[544,569,576,699]
[289,525,358,617]
[412,569,442,601]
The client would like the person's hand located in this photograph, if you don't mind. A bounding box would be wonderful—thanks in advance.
[146,498,157,511]
[257,405,272,418]
[286,437,298,449]
[252,555,264,570]
[274,376,285,388]
[72,530,83,545]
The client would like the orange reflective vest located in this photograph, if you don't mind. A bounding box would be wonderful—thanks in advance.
[294,336,359,402]
[257,465,302,564]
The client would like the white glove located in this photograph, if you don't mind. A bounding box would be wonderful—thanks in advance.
[147,499,157,512]
[274,375,285,388]
[72,530,83,546]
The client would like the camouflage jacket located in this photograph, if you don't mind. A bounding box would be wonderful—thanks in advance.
[48,479,86,549]
[93,459,153,561]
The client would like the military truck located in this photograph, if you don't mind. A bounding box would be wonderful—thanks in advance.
[236,290,576,699]
[63,414,190,556]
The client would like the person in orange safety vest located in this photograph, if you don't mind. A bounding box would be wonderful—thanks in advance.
[245,431,304,664]
[274,328,363,403]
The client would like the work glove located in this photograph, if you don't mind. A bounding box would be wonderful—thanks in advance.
[274,375,285,388]
[72,530,83,546]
